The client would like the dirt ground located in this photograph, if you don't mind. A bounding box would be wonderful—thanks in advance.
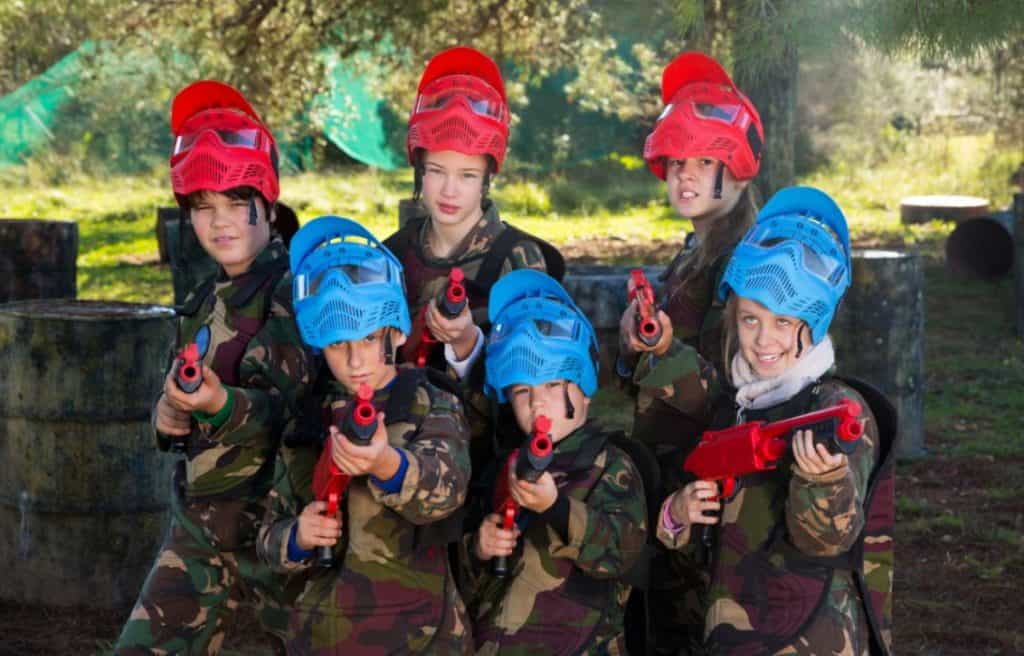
[1,236,1020,655]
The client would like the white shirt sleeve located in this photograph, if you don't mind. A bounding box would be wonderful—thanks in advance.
[444,325,485,379]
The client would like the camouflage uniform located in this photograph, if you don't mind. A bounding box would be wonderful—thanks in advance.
[115,239,314,655]
[384,200,556,519]
[258,369,474,655]
[460,421,648,655]
[619,237,734,655]
[656,379,880,656]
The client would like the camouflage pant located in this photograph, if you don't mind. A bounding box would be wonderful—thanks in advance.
[114,499,289,655]
[647,547,709,656]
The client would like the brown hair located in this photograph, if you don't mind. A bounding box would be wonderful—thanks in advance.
[680,184,759,290]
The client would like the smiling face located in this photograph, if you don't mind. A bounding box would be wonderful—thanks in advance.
[323,328,406,393]
[665,157,748,226]
[188,189,273,277]
[735,296,812,378]
[419,149,489,230]
[507,380,590,443]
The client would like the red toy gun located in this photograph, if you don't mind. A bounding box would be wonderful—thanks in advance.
[311,383,378,567]
[173,342,203,393]
[627,268,662,347]
[406,267,469,367]
[684,399,864,498]
[492,415,554,577]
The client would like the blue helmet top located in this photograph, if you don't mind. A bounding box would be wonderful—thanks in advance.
[719,186,852,344]
[485,269,599,403]
[290,216,411,350]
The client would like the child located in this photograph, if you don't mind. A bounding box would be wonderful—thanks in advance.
[258,216,473,654]
[658,187,894,655]
[384,45,564,474]
[462,269,647,654]
[115,80,312,654]
[616,51,765,654]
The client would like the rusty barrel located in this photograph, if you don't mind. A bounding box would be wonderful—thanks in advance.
[831,250,925,458]
[563,265,665,385]
[945,211,1016,280]
[0,300,177,608]
[0,219,79,303]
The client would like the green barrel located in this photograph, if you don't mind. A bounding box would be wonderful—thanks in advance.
[159,206,218,306]
[0,300,177,608]
[0,219,78,303]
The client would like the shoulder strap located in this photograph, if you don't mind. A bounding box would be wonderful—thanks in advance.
[176,274,216,317]
[473,223,566,296]
[383,215,426,259]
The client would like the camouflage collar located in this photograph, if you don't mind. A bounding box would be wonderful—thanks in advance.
[549,421,608,473]
[419,200,503,264]
[213,239,289,308]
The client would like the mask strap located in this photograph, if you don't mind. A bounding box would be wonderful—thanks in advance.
[384,329,395,365]
[712,162,725,200]
[564,382,575,420]
[481,168,492,209]
[795,322,806,358]
[248,197,259,225]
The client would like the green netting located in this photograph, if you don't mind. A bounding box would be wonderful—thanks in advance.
[311,51,405,171]
[0,42,93,166]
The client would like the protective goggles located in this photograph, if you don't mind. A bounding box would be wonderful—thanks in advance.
[490,314,582,345]
[293,237,402,303]
[413,74,508,122]
[172,108,276,157]
[743,216,848,285]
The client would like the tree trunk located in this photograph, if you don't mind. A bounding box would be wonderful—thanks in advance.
[733,30,798,198]
[1015,193,1024,339]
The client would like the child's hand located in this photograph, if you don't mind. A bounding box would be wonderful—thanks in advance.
[668,480,720,528]
[162,365,229,417]
[296,501,342,551]
[329,413,398,479]
[154,393,192,435]
[474,513,520,561]
[510,470,558,513]
[619,301,674,357]
[425,299,478,360]
[792,429,846,476]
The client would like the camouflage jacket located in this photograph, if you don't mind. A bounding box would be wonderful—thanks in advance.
[258,369,473,655]
[384,200,555,488]
[156,239,313,504]
[461,422,648,656]
[657,379,880,655]
[626,238,732,461]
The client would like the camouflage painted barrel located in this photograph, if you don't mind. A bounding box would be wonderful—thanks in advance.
[563,265,665,385]
[832,250,925,458]
[0,300,177,608]
[159,206,218,306]
[1015,194,1024,340]
[0,219,78,303]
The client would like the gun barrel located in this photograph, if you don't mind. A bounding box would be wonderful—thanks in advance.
[342,383,378,445]
[439,267,468,319]
[174,342,202,393]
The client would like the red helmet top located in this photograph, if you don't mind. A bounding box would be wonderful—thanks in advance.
[169,80,280,203]
[407,46,510,172]
[643,52,764,181]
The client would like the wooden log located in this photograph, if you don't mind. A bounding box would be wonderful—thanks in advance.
[0,300,177,608]
[0,219,78,304]
[900,195,988,224]
[160,206,218,306]
[1015,194,1024,339]
[945,211,1016,280]
[831,250,925,458]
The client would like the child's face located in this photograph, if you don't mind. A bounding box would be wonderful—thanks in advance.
[735,296,811,378]
[665,157,747,224]
[507,380,590,443]
[420,150,489,230]
[323,328,406,393]
[189,191,272,277]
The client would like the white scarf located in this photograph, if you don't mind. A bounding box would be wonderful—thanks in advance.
[731,336,836,411]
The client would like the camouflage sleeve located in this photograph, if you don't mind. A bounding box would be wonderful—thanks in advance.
[545,448,648,579]
[498,238,548,275]
[257,461,312,573]
[785,386,880,557]
[368,386,471,525]
[203,284,313,450]
[632,340,712,420]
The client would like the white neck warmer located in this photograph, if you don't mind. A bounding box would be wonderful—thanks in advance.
[731,335,836,410]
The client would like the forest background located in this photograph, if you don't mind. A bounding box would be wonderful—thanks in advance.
[0,1,1022,654]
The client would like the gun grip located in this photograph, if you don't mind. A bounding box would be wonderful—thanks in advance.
[316,545,334,568]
